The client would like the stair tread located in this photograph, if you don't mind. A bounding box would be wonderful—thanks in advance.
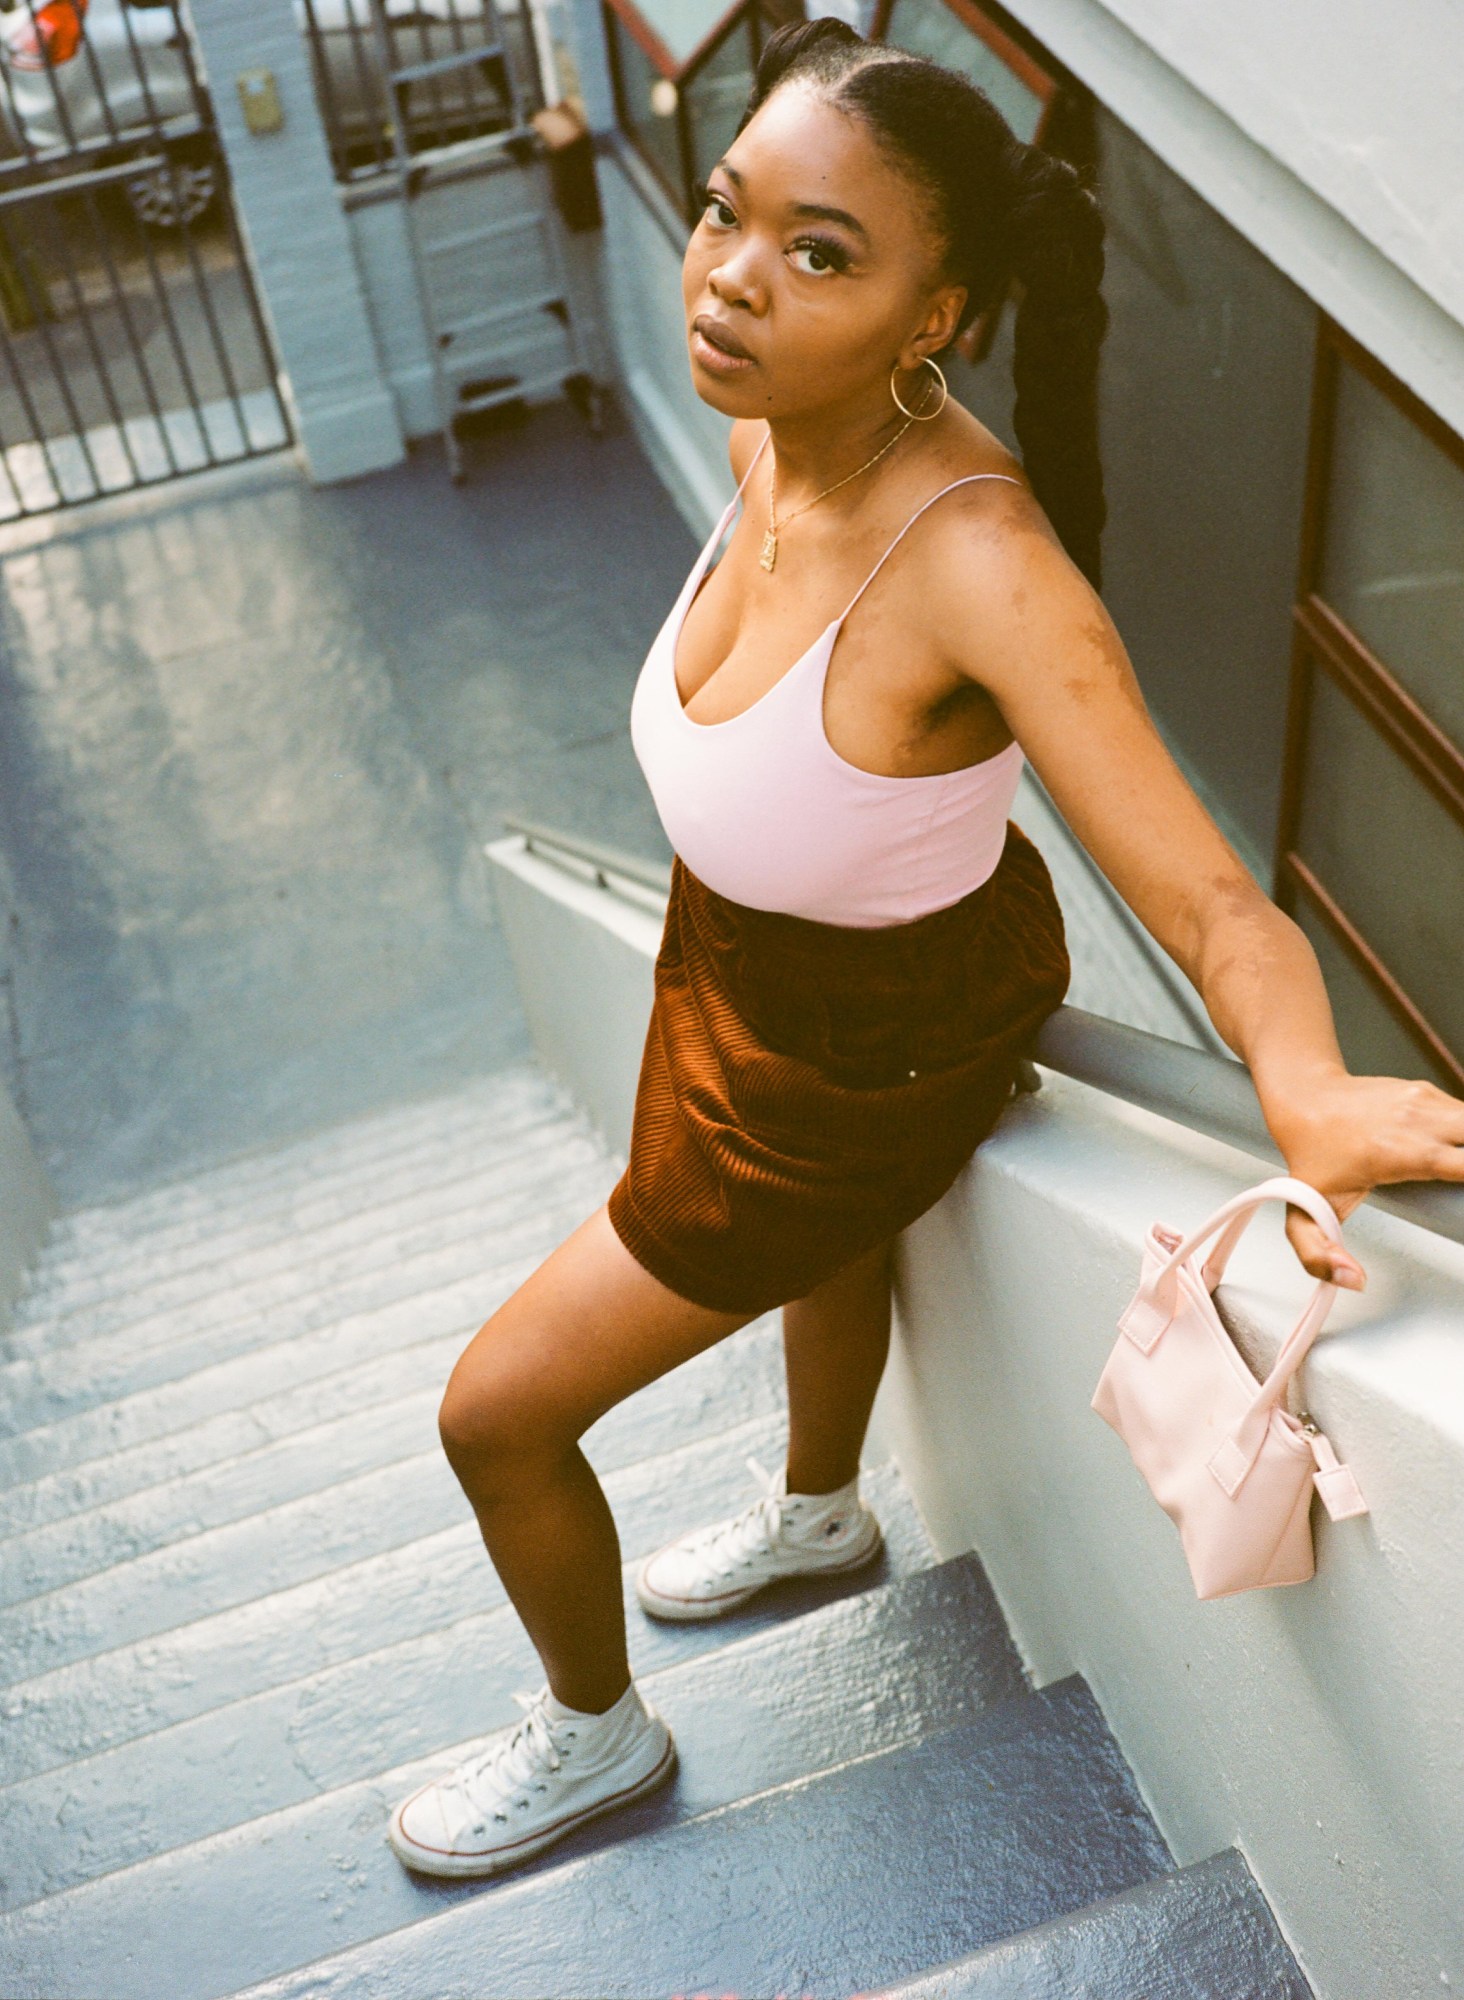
[0,1315,785,1605]
[867,1848,1313,1999]
[38,1066,559,1263]
[0,1335,783,1672]
[0,1153,615,1440]
[0,1427,935,1787]
[0,1550,1021,1931]
[174,1677,1170,2000]
[8,1105,603,1356]
[0,1208,599,1489]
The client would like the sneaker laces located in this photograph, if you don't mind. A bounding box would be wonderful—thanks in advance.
[437,1687,576,1836]
[679,1455,789,1580]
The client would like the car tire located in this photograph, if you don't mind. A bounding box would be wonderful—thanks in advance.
[124,152,218,231]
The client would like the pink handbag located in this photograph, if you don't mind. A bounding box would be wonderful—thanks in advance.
[1091,1174,1369,1600]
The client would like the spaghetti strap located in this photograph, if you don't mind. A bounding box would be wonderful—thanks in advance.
[839,473,1023,622]
[692,428,771,576]
[734,426,771,501]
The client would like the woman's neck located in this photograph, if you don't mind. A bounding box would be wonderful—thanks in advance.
[764,392,935,508]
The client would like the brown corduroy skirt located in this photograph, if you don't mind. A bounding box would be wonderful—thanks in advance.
[606,822,1071,1317]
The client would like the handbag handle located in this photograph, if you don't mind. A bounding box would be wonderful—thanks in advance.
[1120,1175,1343,1350]
[1118,1176,1347,1497]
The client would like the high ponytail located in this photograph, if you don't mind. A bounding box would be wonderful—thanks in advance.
[1006,145,1108,589]
[737,23,1109,590]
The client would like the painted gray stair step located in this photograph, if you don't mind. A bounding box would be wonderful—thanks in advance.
[214,1676,1172,2000]
[9,1096,602,1356]
[0,1424,932,1786]
[0,1205,586,1488]
[17,1069,572,1324]
[37,1066,559,1266]
[866,1848,1313,1999]
[1,1364,788,1678]
[0,1142,614,1429]
[5,1278,771,1539]
[0,1550,1020,1930]
[0,1314,785,1604]
[0,1468,954,1910]
[37,1066,560,1273]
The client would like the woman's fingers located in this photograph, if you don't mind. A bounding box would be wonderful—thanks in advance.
[1285,1203,1366,1289]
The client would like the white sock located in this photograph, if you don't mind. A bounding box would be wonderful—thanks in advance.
[783,1470,861,1510]
[542,1679,643,1729]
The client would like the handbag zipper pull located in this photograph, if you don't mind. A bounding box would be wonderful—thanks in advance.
[1297,1415,1369,1521]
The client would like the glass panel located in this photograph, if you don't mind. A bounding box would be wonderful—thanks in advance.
[609,11,685,203]
[1294,668,1464,1067]
[1294,897,1458,1092]
[1320,358,1464,752]
[627,0,741,67]
[683,17,756,198]
[1084,108,1313,882]
[881,0,1044,141]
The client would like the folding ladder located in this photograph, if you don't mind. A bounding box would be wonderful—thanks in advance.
[366,0,602,480]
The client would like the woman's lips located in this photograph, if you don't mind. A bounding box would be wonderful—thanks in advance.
[690,315,756,374]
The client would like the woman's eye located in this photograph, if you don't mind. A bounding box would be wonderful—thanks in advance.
[789,237,846,276]
[699,189,737,229]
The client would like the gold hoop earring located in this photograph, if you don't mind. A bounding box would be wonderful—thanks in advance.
[890,356,948,421]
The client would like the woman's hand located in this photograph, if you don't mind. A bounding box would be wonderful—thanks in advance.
[1260,1068,1464,1288]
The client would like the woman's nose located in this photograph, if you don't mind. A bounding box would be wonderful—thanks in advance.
[707,248,766,314]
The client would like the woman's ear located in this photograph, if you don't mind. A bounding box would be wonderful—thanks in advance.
[900,281,967,368]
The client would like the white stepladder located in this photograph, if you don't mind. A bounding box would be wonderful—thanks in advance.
[365,0,604,480]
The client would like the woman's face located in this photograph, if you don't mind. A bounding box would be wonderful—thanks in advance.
[681,82,964,421]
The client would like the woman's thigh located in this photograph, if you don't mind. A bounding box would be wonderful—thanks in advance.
[439,1203,755,1464]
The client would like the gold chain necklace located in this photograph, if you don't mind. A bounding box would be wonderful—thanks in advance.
[759,379,933,574]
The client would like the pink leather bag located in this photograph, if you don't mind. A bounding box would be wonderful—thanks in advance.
[1091,1174,1369,1600]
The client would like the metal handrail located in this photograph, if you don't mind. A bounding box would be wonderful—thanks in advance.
[504,816,673,896]
[498,818,1464,1251]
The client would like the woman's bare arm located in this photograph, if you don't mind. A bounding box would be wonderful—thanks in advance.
[933,492,1464,1283]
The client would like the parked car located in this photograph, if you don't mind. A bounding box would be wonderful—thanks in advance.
[0,0,532,225]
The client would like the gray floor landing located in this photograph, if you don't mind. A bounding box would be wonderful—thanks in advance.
[0,405,689,1207]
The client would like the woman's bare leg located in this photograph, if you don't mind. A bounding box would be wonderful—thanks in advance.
[438,1203,752,1716]
[781,1237,893,1496]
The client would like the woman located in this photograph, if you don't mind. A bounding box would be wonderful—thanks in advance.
[388,20,1464,1877]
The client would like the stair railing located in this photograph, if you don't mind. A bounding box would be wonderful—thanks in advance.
[500,815,1464,1251]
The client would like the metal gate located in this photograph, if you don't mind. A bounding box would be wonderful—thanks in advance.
[0,0,290,520]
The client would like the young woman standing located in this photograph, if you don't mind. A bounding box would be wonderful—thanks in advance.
[388,20,1464,1877]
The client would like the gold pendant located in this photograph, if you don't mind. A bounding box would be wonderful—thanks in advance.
[759,529,778,573]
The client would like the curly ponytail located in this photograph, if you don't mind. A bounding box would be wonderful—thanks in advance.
[737,22,1109,589]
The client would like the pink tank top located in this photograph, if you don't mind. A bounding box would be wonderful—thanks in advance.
[630,433,1026,928]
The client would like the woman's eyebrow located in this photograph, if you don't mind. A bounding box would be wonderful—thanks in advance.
[714,162,870,245]
[789,200,869,243]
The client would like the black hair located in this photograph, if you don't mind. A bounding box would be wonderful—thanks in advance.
[736,17,1108,589]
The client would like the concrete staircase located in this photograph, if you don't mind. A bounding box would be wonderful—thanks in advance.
[0,1063,1312,1998]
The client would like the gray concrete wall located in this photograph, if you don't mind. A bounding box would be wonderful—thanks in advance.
[487,836,1464,2000]
[1002,0,1464,445]
[0,848,54,1332]
[185,0,405,483]
[597,147,732,538]
[486,837,659,1154]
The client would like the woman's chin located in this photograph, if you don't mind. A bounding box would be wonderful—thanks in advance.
[687,338,766,415]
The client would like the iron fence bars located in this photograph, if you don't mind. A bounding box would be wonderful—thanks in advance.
[300,0,545,185]
[0,0,289,518]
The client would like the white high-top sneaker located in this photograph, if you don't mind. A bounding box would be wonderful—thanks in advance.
[635,1454,883,1622]
[388,1679,676,1878]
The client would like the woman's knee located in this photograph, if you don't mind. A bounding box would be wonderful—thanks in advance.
[437,1346,575,1490]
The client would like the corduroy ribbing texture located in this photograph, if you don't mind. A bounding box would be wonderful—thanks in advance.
[606,823,1071,1316]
